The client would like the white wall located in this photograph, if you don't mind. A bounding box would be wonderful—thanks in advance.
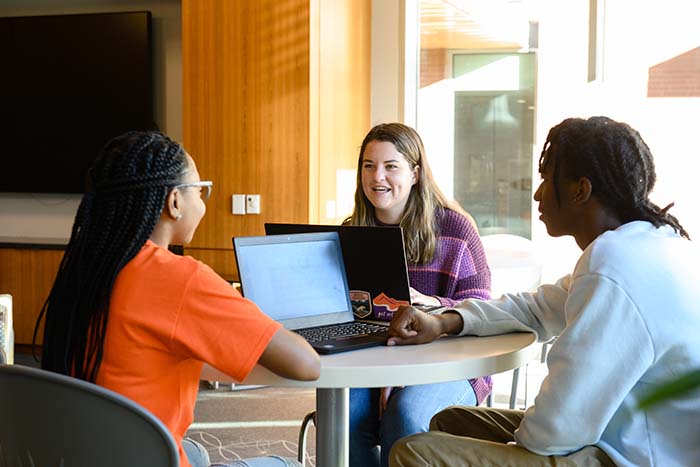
[370,0,419,126]
[370,0,402,125]
[0,0,181,241]
[534,0,700,282]
[373,0,700,284]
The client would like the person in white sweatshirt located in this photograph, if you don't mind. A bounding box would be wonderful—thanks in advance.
[387,116,700,467]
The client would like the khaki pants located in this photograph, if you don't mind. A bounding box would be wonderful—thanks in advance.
[390,406,616,467]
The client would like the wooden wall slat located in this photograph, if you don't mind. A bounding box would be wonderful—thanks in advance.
[182,0,311,251]
[0,249,62,344]
[182,0,370,274]
[315,0,371,224]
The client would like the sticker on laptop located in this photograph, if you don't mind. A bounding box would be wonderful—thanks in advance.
[350,290,372,319]
[372,293,410,321]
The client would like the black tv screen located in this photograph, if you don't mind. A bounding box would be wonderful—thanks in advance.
[0,11,153,194]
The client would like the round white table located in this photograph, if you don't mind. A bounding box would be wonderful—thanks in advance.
[202,332,538,467]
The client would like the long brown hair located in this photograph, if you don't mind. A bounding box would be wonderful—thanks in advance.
[346,123,467,264]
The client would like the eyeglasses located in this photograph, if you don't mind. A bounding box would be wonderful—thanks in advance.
[173,180,213,202]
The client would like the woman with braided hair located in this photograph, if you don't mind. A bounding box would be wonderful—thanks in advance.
[388,116,700,467]
[36,131,319,467]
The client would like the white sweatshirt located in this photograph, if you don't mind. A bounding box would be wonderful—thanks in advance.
[449,221,700,467]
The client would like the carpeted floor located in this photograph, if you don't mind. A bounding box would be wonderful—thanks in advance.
[189,383,317,466]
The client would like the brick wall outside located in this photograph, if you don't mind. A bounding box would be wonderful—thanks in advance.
[647,47,700,97]
[420,48,448,88]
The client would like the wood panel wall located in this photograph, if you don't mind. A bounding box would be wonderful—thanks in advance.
[0,248,62,345]
[182,0,370,279]
[182,0,311,247]
[420,47,448,88]
[314,0,371,224]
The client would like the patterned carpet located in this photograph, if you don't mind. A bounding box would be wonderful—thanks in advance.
[189,383,317,466]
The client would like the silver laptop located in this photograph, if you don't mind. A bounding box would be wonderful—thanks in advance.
[233,232,388,354]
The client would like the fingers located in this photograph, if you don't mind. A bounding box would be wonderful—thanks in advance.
[387,330,437,346]
[387,334,425,346]
[409,287,429,306]
[409,287,441,307]
[387,307,443,346]
[386,322,419,346]
[388,305,419,335]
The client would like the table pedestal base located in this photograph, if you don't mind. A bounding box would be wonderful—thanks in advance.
[316,387,349,467]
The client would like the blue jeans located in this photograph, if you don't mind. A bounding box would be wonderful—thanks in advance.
[183,438,301,467]
[349,381,477,467]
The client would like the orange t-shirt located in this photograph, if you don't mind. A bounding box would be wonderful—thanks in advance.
[96,240,281,467]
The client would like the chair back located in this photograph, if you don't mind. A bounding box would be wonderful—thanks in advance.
[0,364,179,467]
[0,294,12,364]
[481,234,542,298]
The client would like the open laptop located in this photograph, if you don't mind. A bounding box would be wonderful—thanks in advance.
[233,231,388,354]
[264,223,413,320]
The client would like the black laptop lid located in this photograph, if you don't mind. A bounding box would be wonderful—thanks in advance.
[264,223,411,320]
[233,232,355,330]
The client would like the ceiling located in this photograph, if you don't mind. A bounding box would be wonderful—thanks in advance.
[420,0,538,51]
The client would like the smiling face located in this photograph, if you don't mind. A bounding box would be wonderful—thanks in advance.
[360,140,419,224]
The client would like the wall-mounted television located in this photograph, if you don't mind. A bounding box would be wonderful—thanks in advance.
[0,11,153,194]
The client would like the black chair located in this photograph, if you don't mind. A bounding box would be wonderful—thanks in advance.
[0,364,179,467]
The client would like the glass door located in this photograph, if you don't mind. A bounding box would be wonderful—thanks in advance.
[416,0,537,238]
[452,53,536,237]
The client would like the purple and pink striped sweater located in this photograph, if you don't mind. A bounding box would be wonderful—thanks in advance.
[407,208,493,404]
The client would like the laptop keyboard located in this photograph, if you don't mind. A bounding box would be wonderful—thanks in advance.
[296,322,388,343]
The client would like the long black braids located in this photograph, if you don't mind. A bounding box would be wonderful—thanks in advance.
[34,131,188,381]
[539,116,689,240]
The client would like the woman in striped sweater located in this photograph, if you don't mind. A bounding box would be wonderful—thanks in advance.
[345,122,492,467]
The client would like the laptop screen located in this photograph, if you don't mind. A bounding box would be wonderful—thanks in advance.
[234,232,355,329]
[264,223,411,320]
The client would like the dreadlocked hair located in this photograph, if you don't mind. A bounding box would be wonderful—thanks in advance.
[539,116,689,240]
[35,131,188,382]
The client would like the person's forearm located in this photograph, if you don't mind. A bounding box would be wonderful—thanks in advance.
[260,329,320,380]
[438,311,464,335]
